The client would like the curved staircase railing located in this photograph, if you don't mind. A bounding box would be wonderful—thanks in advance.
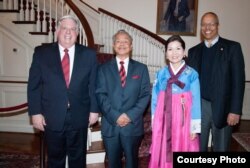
[1,0,94,47]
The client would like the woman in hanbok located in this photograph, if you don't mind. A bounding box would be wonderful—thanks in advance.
[149,35,201,168]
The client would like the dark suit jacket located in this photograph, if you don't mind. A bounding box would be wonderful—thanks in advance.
[96,58,151,137]
[187,37,245,128]
[28,43,99,131]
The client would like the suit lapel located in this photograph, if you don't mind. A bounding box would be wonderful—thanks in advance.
[69,44,81,88]
[109,58,120,84]
[194,44,203,73]
[50,43,65,82]
[125,59,135,87]
[211,38,226,78]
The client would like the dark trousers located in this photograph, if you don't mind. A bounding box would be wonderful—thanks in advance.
[45,110,88,168]
[200,99,233,151]
[103,133,143,168]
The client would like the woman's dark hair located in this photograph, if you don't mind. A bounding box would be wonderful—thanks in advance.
[165,35,185,50]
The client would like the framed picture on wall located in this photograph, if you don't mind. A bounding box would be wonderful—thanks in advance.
[156,0,198,36]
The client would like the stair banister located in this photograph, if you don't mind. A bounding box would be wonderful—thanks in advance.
[98,8,166,45]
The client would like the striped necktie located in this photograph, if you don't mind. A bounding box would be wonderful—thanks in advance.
[119,61,126,87]
[62,48,70,88]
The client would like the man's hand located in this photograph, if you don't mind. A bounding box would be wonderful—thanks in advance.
[178,16,184,22]
[89,112,99,126]
[116,113,131,127]
[32,114,46,131]
[227,113,240,126]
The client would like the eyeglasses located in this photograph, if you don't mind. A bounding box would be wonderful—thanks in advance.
[114,40,131,45]
[60,26,78,32]
[201,23,218,28]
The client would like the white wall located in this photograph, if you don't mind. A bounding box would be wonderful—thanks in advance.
[84,0,250,80]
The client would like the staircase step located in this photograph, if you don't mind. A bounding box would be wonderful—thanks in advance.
[88,140,104,154]
[13,21,36,24]
[90,121,101,132]
[87,163,105,168]
[29,32,49,35]
[87,140,105,164]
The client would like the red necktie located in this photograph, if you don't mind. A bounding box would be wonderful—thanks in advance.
[119,61,126,87]
[62,49,70,88]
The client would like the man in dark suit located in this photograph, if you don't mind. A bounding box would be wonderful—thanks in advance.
[28,15,99,167]
[96,30,151,168]
[186,12,245,151]
[164,0,190,32]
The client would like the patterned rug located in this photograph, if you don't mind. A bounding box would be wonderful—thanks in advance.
[0,152,39,168]
[232,133,250,151]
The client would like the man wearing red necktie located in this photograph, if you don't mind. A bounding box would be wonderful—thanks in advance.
[96,30,151,168]
[28,15,99,168]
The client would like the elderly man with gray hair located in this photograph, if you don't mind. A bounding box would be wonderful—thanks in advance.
[28,15,99,167]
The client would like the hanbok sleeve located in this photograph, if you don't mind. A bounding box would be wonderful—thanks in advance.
[190,70,201,133]
[151,71,161,125]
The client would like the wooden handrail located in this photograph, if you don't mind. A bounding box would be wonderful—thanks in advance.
[79,0,100,14]
[98,8,166,45]
[65,0,95,48]
[0,80,27,84]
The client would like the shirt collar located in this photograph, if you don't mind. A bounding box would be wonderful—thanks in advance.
[58,44,75,58]
[204,36,219,48]
[116,57,129,65]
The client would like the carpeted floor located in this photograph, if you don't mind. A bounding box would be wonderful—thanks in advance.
[0,152,39,168]
[232,133,250,152]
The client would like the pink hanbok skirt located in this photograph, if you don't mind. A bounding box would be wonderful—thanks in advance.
[149,91,199,168]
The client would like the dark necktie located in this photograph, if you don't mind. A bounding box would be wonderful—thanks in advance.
[119,61,126,87]
[62,48,70,88]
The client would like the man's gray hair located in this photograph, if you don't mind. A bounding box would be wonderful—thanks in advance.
[57,15,80,32]
[112,29,133,44]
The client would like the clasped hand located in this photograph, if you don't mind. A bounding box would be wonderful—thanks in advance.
[116,113,131,127]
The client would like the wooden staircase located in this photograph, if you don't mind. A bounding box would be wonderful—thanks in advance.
[86,122,105,168]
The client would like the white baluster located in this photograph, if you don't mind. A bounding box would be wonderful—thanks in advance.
[106,17,110,53]
[24,0,28,21]
[48,0,52,42]
[36,0,41,32]
[65,4,70,15]
[42,0,46,32]
[30,0,35,21]
[103,15,107,53]
[98,14,103,47]
[104,15,108,53]
[19,0,24,21]
[8,0,13,10]
[14,0,19,10]
[3,0,7,10]
[60,0,64,16]
[79,25,82,44]
[54,0,59,42]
